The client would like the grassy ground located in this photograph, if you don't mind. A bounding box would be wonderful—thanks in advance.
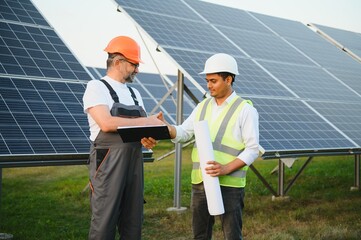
[1,141,361,239]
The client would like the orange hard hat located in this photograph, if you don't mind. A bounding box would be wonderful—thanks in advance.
[104,36,143,64]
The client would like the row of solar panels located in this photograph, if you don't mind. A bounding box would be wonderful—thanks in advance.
[115,0,361,158]
[0,0,360,160]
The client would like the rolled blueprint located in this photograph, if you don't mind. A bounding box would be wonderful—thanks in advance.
[194,120,225,215]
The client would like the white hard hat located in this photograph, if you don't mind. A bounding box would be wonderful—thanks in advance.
[199,53,239,75]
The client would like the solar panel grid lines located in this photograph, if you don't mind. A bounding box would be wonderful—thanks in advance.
[0,76,91,155]
[287,37,361,73]
[326,68,361,96]
[249,12,321,42]
[0,0,112,160]
[184,0,323,67]
[133,76,178,124]
[183,0,272,35]
[254,97,356,152]
[123,9,246,58]
[0,21,90,80]
[115,0,361,156]
[308,101,361,147]
[116,0,203,21]
[312,23,361,56]
[0,0,50,27]
[132,72,196,122]
[247,13,361,72]
[259,62,361,102]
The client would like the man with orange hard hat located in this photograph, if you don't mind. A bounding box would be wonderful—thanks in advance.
[83,36,164,239]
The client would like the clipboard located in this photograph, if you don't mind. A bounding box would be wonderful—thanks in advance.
[117,125,171,143]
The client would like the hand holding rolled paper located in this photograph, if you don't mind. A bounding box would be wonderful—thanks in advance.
[194,120,225,216]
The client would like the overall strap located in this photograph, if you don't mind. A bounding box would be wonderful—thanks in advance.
[100,79,119,103]
[127,86,139,106]
[100,79,139,105]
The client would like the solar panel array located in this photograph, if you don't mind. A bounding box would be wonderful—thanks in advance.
[0,0,92,156]
[115,0,361,158]
[1,0,360,160]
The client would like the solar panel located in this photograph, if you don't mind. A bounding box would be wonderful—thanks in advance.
[287,37,361,72]
[254,98,355,151]
[0,0,49,26]
[182,0,271,34]
[0,0,93,158]
[116,0,201,21]
[124,9,245,58]
[0,76,89,155]
[220,27,314,65]
[259,62,360,102]
[249,12,319,41]
[0,21,90,80]
[115,0,361,157]
[308,101,361,147]
[312,24,361,59]
[326,68,361,95]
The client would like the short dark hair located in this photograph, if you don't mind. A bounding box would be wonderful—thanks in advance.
[106,53,125,69]
[218,72,235,85]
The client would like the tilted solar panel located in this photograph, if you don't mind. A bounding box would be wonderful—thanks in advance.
[0,0,94,159]
[325,68,361,95]
[115,0,361,157]
[0,76,89,155]
[259,62,360,102]
[312,23,361,59]
[0,21,90,80]
[0,0,157,164]
[182,0,271,34]
[254,98,355,151]
[0,0,49,26]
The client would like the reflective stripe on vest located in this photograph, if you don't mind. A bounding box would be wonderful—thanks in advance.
[191,96,251,187]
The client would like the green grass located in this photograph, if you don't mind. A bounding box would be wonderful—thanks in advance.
[1,141,361,239]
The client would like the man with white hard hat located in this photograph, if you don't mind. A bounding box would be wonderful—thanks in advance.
[165,53,260,240]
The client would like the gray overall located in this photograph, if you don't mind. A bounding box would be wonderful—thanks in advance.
[88,80,146,240]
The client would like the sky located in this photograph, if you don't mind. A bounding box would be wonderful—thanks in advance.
[31,0,361,75]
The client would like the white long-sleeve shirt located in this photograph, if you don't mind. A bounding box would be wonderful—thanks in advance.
[172,92,260,166]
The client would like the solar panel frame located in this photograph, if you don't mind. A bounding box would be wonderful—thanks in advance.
[312,23,361,56]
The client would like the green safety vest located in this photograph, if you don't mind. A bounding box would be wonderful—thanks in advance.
[191,96,251,188]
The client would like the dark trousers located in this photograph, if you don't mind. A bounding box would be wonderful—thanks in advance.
[88,131,144,240]
[191,183,245,240]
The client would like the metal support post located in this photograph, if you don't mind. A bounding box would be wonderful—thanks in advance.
[351,154,360,191]
[0,168,2,207]
[278,159,285,196]
[284,156,313,194]
[272,159,289,201]
[167,70,186,212]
